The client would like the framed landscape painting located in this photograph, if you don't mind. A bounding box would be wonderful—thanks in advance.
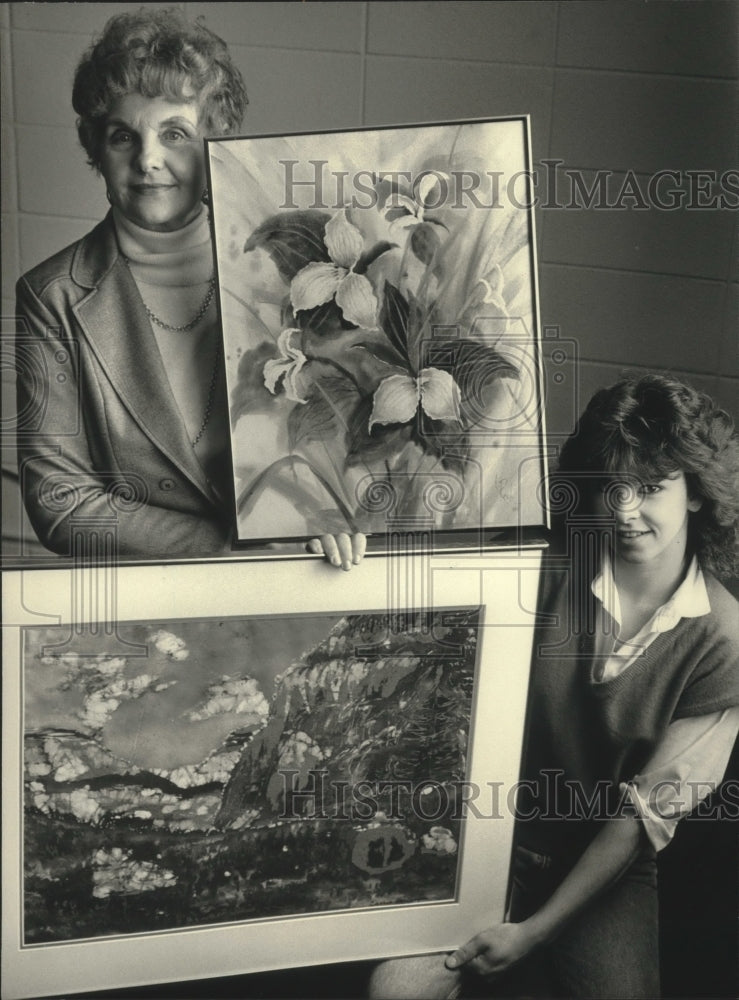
[206,117,546,545]
[2,552,541,998]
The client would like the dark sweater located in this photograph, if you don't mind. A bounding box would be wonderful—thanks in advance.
[515,557,739,867]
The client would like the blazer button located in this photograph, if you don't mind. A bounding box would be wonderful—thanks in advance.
[159,478,176,491]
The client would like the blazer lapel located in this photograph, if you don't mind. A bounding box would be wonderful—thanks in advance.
[71,215,215,499]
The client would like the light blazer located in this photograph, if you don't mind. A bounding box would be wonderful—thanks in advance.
[15,212,233,557]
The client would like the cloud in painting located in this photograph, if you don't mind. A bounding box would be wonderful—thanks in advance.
[34,632,191,741]
[78,673,176,731]
[187,675,269,723]
[148,629,190,661]
[41,652,129,688]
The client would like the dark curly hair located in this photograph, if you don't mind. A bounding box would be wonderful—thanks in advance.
[555,372,739,578]
[72,7,248,170]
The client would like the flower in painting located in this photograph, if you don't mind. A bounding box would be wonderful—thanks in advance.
[385,173,449,235]
[369,368,461,431]
[476,263,506,311]
[290,209,378,328]
[263,328,309,403]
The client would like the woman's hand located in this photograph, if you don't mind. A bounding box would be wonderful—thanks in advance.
[306,532,367,570]
[446,817,645,982]
[444,921,538,979]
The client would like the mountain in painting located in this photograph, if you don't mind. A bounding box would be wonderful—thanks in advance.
[23,608,480,943]
[217,609,479,833]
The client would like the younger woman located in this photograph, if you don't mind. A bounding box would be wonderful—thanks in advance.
[370,373,739,998]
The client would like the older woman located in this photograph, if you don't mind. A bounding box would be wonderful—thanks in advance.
[16,8,363,568]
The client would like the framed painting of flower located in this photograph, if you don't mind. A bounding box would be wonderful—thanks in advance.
[206,118,547,544]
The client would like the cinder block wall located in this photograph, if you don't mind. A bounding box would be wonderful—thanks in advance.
[2,1,737,554]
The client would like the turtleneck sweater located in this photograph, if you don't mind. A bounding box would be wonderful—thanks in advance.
[113,207,230,498]
[113,205,213,288]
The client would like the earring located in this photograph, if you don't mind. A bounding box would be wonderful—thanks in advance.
[201,188,210,206]
[105,189,112,204]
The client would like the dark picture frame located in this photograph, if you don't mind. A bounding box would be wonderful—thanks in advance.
[206,117,547,546]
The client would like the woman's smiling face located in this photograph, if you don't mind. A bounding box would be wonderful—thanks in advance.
[99,92,206,232]
[593,470,702,569]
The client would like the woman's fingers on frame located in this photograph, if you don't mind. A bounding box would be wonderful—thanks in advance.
[306,533,366,569]
[445,939,478,970]
[350,532,367,564]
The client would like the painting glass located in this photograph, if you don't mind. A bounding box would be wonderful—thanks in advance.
[207,118,545,543]
[24,608,481,943]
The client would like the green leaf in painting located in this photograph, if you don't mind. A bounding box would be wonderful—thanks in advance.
[244,211,331,283]
[351,339,409,370]
[410,223,442,265]
[416,415,470,478]
[287,374,359,451]
[354,241,398,275]
[378,282,411,364]
[230,341,282,423]
[296,299,354,337]
[344,397,412,467]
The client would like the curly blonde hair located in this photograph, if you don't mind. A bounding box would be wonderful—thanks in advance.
[72,7,248,170]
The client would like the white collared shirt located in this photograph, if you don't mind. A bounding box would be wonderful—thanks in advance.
[590,555,739,850]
